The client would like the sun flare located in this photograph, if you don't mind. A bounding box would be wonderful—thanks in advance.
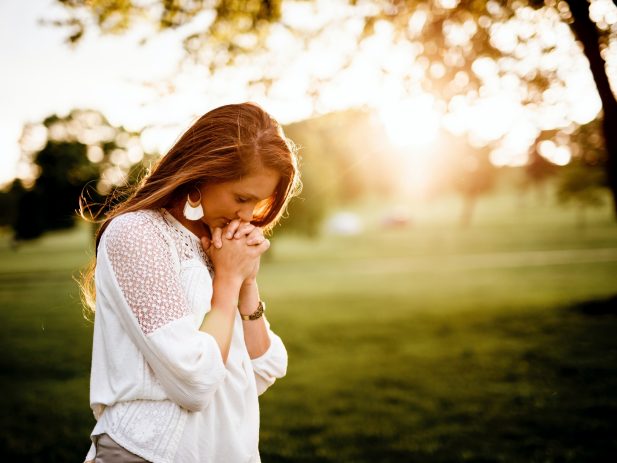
[377,95,441,149]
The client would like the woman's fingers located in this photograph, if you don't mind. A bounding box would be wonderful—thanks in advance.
[212,227,223,249]
[215,220,264,250]
[260,238,271,253]
[253,238,270,253]
[234,222,256,239]
[225,219,242,239]
[246,228,265,246]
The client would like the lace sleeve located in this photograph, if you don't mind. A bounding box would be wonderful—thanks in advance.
[99,211,226,411]
[104,212,189,335]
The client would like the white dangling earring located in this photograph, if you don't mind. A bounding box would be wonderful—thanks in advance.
[183,187,204,220]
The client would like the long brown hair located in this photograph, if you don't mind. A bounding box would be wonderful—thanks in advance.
[78,102,301,316]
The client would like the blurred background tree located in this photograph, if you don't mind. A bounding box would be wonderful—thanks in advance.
[556,117,609,227]
[430,132,498,227]
[5,0,610,241]
[48,0,617,219]
[522,131,561,204]
[0,109,153,241]
[557,158,606,227]
[0,180,23,230]
[278,109,397,236]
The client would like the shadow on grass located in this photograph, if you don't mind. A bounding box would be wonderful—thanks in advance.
[569,294,617,317]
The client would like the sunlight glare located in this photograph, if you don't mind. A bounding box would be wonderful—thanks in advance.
[407,9,428,36]
[538,140,572,166]
[437,0,460,9]
[378,95,440,149]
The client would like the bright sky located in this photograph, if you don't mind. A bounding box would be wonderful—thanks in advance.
[0,0,614,189]
[0,0,269,187]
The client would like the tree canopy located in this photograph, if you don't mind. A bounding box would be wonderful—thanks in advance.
[48,0,617,217]
[4,109,151,240]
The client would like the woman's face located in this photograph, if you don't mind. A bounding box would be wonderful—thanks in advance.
[197,168,280,230]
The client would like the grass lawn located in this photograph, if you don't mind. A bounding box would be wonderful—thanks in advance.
[1,190,616,462]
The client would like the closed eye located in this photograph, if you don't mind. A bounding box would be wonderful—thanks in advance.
[236,196,249,203]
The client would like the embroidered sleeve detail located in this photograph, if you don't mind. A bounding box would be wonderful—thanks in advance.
[104,211,190,335]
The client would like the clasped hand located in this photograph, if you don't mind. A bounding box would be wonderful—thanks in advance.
[200,219,269,283]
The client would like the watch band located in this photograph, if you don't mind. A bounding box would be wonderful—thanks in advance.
[240,300,266,321]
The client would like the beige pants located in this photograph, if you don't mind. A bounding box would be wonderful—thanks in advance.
[95,433,149,463]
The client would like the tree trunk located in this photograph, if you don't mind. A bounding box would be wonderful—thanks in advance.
[577,203,587,230]
[460,193,476,228]
[566,0,617,219]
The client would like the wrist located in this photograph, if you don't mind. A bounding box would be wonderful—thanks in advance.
[240,300,266,321]
[211,274,243,311]
[239,277,258,302]
[214,272,244,289]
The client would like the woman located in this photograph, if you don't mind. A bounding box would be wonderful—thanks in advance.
[80,102,301,462]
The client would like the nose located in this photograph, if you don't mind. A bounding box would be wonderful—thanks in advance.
[236,205,254,222]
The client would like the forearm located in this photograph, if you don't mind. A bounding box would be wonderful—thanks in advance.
[200,276,242,364]
[239,279,271,359]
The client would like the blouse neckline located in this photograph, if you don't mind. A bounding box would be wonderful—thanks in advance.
[160,208,204,244]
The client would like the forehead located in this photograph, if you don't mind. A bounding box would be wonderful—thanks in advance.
[229,169,280,198]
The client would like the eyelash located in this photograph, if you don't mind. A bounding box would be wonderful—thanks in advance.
[236,197,249,203]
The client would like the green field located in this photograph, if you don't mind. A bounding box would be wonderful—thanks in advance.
[1,191,616,462]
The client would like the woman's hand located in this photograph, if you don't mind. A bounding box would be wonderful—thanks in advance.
[213,219,267,247]
[244,227,267,281]
[201,220,269,283]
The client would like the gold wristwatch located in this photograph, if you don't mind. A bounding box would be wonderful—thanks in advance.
[240,300,266,321]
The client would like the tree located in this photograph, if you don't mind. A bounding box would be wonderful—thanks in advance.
[46,0,284,70]
[557,159,606,227]
[49,0,617,217]
[564,0,617,217]
[11,109,149,240]
[556,117,609,227]
[349,0,617,216]
[430,131,498,226]
[0,180,24,228]
[281,109,398,236]
[522,129,561,203]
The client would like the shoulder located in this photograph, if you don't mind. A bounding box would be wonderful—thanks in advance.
[107,208,162,230]
[103,209,169,250]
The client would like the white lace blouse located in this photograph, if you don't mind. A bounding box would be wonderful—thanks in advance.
[84,208,288,463]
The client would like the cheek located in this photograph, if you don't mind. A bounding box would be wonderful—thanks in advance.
[211,197,236,216]
[201,186,240,217]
